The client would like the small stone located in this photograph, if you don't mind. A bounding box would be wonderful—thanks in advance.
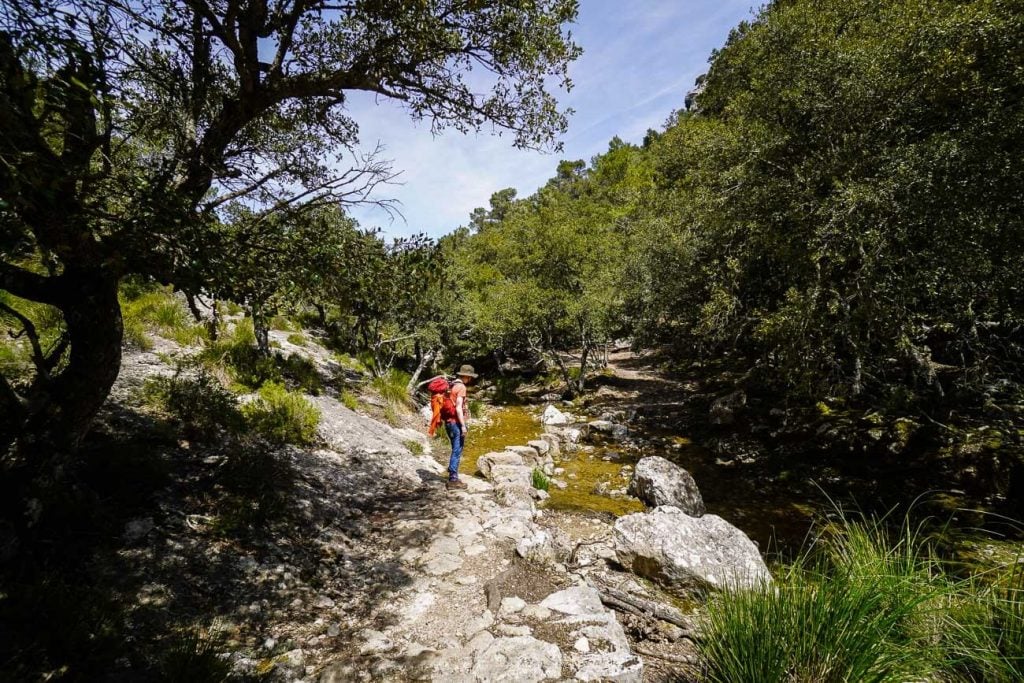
[264,637,277,650]
[326,624,340,637]
[314,595,336,608]
[521,604,552,620]
[497,624,532,637]
[499,596,527,615]
[573,637,590,653]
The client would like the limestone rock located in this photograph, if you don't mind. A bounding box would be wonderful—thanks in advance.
[614,506,771,593]
[471,636,562,682]
[527,440,550,456]
[539,433,561,456]
[488,463,534,489]
[506,445,544,466]
[539,585,605,616]
[539,586,643,683]
[542,405,569,426]
[627,456,705,516]
[588,420,628,440]
[477,451,524,478]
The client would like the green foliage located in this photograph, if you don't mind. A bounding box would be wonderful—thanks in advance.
[371,368,412,406]
[945,565,1024,681]
[701,517,945,681]
[531,467,550,491]
[157,627,231,683]
[626,0,1024,406]
[340,390,360,411]
[403,439,424,455]
[199,319,277,391]
[213,439,297,534]
[120,287,208,348]
[286,332,307,346]
[140,369,244,440]
[0,291,67,379]
[454,140,653,393]
[468,399,485,420]
[241,382,320,446]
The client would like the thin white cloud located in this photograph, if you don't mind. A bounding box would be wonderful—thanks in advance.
[343,0,757,237]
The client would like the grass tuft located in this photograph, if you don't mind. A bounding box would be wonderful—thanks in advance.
[340,389,360,411]
[699,514,952,682]
[157,626,231,682]
[531,467,550,491]
[139,368,243,440]
[371,368,411,406]
[120,287,208,348]
[241,381,320,446]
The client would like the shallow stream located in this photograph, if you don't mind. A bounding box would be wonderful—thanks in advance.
[463,404,1024,562]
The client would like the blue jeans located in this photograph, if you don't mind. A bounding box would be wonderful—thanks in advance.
[444,421,463,480]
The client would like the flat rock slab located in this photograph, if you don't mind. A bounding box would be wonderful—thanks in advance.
[478,451,524,478]
[471,635,562,682]
[539,586,643,683]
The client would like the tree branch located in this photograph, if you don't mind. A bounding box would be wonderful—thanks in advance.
[0,301,47,379]
[0,262,61,303]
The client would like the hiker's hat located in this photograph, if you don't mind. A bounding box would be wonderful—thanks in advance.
[456,364,478,378]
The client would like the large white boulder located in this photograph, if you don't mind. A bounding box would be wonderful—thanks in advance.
[627,456,705,516]
[614,506,771,593]
[542,404,570,425]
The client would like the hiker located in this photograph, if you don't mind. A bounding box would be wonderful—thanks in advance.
[427,364,478,490]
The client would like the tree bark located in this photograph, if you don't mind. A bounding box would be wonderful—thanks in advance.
[251,306,271,357]
[407,348,435,394]
[576,342,590,395]
[11,268,123,462]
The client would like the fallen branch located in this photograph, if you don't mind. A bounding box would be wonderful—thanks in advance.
[590,581,694,632]
[634,645,699,666]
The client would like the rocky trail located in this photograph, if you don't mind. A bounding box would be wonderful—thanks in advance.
[93,335,775,682]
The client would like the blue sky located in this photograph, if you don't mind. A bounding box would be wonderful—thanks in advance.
[346,0,757,238]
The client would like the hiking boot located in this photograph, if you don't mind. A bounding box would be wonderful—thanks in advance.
[446,478,468,490]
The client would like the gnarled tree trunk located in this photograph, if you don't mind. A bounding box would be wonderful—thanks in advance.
[5,268,123,467]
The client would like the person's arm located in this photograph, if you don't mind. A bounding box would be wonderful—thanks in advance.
[456,390,467,434]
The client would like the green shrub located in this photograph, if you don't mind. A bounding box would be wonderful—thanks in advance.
[531,467,550,491]
[279,353,323,395]
[213,439,296,534]
[340,390,360,411]
[945,565,1024,681]
[157,626,231,682]
[0,292,67,376]
[140,369,243,440]
[468,398,485,419]
[120,287,208,347]
[270,314,297,331]
[199,319,278,390]
[371,368,411,406]
[403,439,424,455]
[242,382,320,446]
[286,332,307,346]
[384,404,401,427]
[699,516,947,682]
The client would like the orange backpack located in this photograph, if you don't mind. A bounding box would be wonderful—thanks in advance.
[428,376,459,421]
